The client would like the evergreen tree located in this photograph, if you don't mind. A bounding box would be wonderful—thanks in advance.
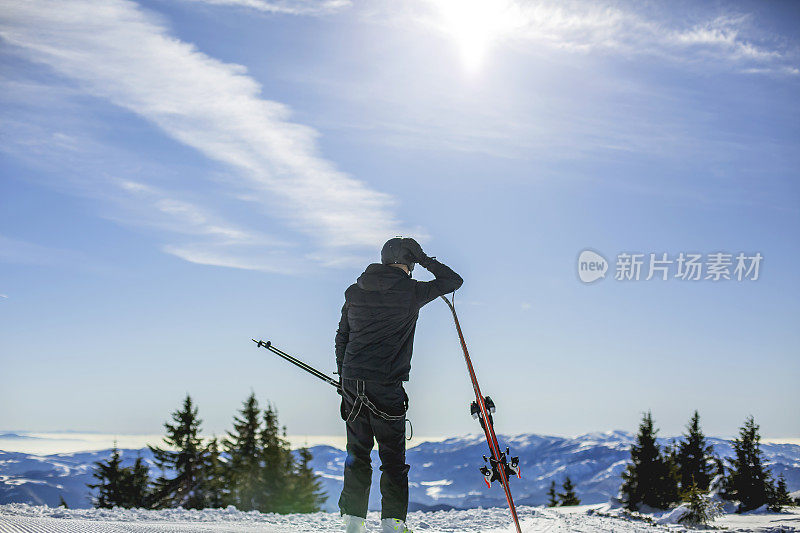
[88,444,127,508]
[558,477,581,506]
[724,416,772,512]
[679,482,722,527]
[225,393,264,511]
[88,445,153,509]
[546,480,558,507]
[126,456,151,508]
[204,437,228,508]
[58,495,69,508]
[712,456,726,490]
[620,411,679,510]
[767,474,793,512]
[259,403,293,513]
[224,394,324,513]
[149,394,207,509]
[676,411,715,494]
[663,441,682,504]
[288,447,326,513]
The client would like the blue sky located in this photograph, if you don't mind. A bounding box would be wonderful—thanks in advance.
[1,0,798,443]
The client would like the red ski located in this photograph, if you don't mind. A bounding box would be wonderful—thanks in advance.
[441,295,523,533]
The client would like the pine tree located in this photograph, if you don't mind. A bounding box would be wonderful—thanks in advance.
[259,403,293,513]
[558,477,581,506]
[87,445,153,509]
[149,394,207,509]
[679,481,722,527]
[663,441,682,505]
[288,447,326,513]
[676,411,715,494]
[777,475,793,508]
[204,437,228,508]
[224,394,323,513]
[712,456,726,490]
[620,411,679,510]
[225,393,263,511]
[767,474,793,512]
[125,456,151,508]
[546,480,558,507]
[88,444,127,508]
[724,416,772,512]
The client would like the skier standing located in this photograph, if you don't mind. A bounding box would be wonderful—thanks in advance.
[336,237,463,533]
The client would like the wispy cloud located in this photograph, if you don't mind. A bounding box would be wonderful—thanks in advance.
[0,102,310,274]
[0,0,412,272]
[0,294,8,299]
[182,0,351,15]
[287,0,797,164]
[115,180,306,274]
[407,0,797,74]
[113,180,266,245]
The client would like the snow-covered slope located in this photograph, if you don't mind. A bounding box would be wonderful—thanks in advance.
[2,432,799,512]
[0,503,798,532]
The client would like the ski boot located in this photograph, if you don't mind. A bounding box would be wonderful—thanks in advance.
[343,514,366,533]
[381,518,413,532]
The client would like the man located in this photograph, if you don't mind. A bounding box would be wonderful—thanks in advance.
[336,237,463,533]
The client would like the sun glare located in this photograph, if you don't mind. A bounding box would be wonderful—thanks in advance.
[433,0,519,73]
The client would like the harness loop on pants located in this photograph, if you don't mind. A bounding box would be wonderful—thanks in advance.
[343,380,412,441]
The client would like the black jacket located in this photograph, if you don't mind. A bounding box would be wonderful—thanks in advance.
[336,259,463,383]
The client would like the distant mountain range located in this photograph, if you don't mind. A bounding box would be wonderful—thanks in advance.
[2,431,798,512]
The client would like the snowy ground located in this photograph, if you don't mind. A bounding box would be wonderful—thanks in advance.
[0,504,798,533]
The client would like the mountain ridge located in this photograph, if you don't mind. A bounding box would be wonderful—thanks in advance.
[2,431,798,511]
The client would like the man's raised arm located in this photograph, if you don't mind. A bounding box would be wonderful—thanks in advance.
[414,254,463,307]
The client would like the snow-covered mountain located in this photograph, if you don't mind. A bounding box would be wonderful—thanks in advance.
[2,432,798,512]
[0,448,156,509]
[311,432,800,512]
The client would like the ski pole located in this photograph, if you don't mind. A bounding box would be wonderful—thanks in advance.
[252,339,341,391]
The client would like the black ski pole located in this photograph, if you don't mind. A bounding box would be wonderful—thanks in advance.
[252,339,341,391]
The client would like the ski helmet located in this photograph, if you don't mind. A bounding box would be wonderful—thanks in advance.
[381,237,415,272]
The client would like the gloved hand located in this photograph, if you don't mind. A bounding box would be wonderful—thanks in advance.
[403,238,433,268]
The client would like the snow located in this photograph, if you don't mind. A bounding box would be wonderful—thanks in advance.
[589,503,800,532]
[716,508,800,532]
[0,504,798,532]
[654,504,690,525]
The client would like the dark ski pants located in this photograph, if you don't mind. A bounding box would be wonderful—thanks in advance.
[338,378,410,521]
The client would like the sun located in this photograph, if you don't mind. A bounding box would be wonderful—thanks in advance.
[432,0,520,73]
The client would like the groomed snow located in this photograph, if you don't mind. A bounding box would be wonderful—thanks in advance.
[0,504,798,532]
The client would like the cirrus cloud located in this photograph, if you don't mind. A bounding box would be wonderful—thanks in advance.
[0,0,414,272]
[182,0,351,15]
